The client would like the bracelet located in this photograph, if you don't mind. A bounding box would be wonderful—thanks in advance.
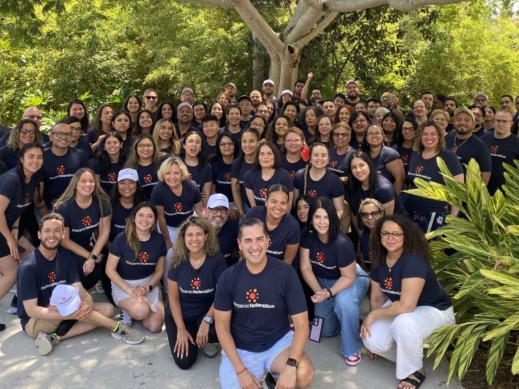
[326,288,333,299]
[236,367,247,376]
[11,226,19,230]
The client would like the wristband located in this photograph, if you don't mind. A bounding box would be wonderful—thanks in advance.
[11,226,19,230]
[237,367,247,376]
[326,288,333,299]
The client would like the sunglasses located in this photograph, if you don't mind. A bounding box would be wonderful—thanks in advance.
[145,96,157,100]
[360,211,382,219]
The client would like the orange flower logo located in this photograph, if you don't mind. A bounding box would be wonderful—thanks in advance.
[246,288,259,303]
[48,272,56,283]
[415,166,423,174]
[24,194,30,203]
[82,216,91,227]
[329,161,337,168]
[401,155,409,164]
[308,190,317,197]
[289,170,296,180]
[384,277,393,290]
[490,145,498,154]
[139,252,148,263]
[108,172,117,182]
[224,172,232,181]
[186,173,193,180]
[144,174,153,184]
[174,203,183,212]
[57,165,65,175]
[191,277,201,290]
[259,187,268,199]
[208,153,216,161]
[316,252,325,263]
[450,146,458,153]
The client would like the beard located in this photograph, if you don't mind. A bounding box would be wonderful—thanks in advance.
[41,238,61,250]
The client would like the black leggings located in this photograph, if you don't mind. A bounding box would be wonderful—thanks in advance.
[77,255,104,292]
[164,304,218,370]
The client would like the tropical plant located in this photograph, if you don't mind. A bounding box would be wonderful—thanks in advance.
[405,158,519,385]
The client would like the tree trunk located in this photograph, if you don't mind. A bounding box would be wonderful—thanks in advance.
[270,43,301,95]
[252,34,265,91]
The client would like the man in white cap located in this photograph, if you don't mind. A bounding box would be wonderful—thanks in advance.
[206,194,238,267]
[180,88,195,104]
[225,83,238,103]
[262,79,278,105]
[474,92,489,108]
[17,213,146,356]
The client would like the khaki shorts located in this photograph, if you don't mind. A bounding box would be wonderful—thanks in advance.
[24,317,59,338]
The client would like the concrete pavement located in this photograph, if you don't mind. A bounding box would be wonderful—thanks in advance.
[0,291,464,389]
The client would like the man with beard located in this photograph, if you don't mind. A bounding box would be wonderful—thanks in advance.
[225,83,238,103]
[474,92,489,108]
[468,105,488,138]
[345,80,361,107]
[17,213,146,355]
[444,97,458,133]
[420,91,434,115]
[310,89,322,106]
[250,90,263,113]
[262,79,278,105]
[206,194,238,267]
[293,80,305,101]
[445,108,491,185]
[175,102,198,140]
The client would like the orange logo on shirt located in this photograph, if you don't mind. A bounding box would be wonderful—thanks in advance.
[224,172,232,181]
[108,172,117,182]
[308,189,317,197]
[82,216,91,227]
[259,187,268,199]
[208,153,215,161]
[401,155,409,164]
[57,165,65,175]
[450,146,458,153]
[246,288,259,303]
[415,166,423,174]
[329,161,337,168]
[267,236,272,248]
[289,170,296,180]
[186,173,193,180]
[316,252,325,263]
[191,277,201,290]
[174,203,183,212]
[139,252,148,263]
[143,174,153,184]
[490,145,498,154]
[384,277,393,290]
[48,272,56,283]
[24,193,30,203]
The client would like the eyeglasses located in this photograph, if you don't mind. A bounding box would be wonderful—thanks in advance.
[51,131,72,138]
[472,113,483,118]
[219,142,234,147]
[69,127,82,133]
[381,231,404,240]
[366,132,382,137]
[209,207,229,214]
[144,96,157,100]
[402,127,416,132]
[360,211,382,219]
[494,119,512,124]
[20,129,37,135]
[333,132,350,138]
[352,119,367,125]
[137,143,154,149]
[251,122,265,128]
[25,115,43,120]
[285,139,302,144]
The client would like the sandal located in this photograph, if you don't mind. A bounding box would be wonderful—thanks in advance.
[399,370,426,389]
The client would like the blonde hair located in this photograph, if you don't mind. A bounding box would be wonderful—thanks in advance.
[153,118,181,155]
[171,216,220,268]
[413,120,446,154]
[430,109,449,122]
[53,168,111,218]
[157,156,189,182]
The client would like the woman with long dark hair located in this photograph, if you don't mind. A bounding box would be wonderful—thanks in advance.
[381,112,400,146]
[180,130,212,207]
[349,111,371,151]
[66,99,90,134]
[356,198,385,272]
[393,118,418,176]
[299,106,323,143]
[109,110,133,153]
[295,194,316,230]
[266,115,290,150]
[361,215,454,389]
[155,101,177,123]
[106,202,166,332]
[309,115,334,147]
[300,197,369,365]
[134,110,156,137]
[211,133,239,218]
[93,132,127,195]
[86,104,114,153]
[192,101,207,131]
[123,94,142,125]
[209,101,227,128]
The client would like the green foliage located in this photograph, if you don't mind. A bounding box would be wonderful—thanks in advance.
[406,159,519,384]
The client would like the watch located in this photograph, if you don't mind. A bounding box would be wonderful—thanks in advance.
[90,253,98,261]
[203,315,214,324]
[286,358,299,369]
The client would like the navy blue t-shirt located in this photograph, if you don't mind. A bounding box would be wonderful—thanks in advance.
[370,252,451,310]
[55,198,111,249]
[481,133,519,195]
[92,160,121,195]
[214,256,307,352]
[358,176,406,217]
[0,168,37,228]
[0,146,21,170]
[329,148,355,177]
[246,206,300,261]
[217,218,239,267]
[359,230,372,270]
[150,180,201,227]
[445,133,492,176]
[168,252,227,321]
[280,155,307,181]
[405,150,463,213]
[300,228,355,279]
[110,202,134,242]
[472,126,489,138]
[17,247,80,329]
[243,168,294,207]
[85,129,102,144]
[185,162,212,191]
[393,144,412,176]
[137,163,160,200]
[231,158,254,207]
[203,141,217,162]
[41,148,89,208]
[211,159,234,202]
[109,231,167,280]
[369,146,400,183]
[293,168,344,200]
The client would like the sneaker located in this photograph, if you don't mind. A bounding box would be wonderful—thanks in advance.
[262,372,276,389]
[35,332,60,356]
[6,307,17,315]
[111,322,146,345]
[345,352,362,366]
[95,281,105,294]
[203,343,218,358]
[120,309,133,326]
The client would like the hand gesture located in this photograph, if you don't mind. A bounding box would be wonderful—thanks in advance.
[174,328,195,359]
[75,301,93,321]
[310,289,329,304]
[275,366,297,389]
[83,258,95,275]
[307,72,313,80]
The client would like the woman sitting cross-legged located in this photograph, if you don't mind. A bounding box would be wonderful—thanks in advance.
[105,202,166,332]
[361,214,455,389]
[165,216,227,370]
[300,197,370,366]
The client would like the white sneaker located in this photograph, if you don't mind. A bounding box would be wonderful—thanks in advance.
[95,281,105,294]
[120,309,133,326]
[203,343,218,358]
[35,332,60,356]
[6,307,17,315]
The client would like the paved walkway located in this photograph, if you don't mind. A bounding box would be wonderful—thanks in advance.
[0,291,463,389]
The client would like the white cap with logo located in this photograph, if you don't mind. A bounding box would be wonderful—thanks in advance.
[207,193,229,209]
[118,168,139,182]
[50,284,81,317]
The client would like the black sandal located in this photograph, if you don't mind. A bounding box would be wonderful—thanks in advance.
[399,370,426,389]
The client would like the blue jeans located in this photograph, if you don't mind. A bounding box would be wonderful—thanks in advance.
[314,264,370,357]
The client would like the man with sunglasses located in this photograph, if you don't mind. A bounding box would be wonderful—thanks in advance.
[206,194,238,267]
[143,89,158,117]
[34,123,89,217]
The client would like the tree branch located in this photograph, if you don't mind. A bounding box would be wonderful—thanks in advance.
[285,7,324,43]
[283,1,310,38]
[294,11,339,48]
[304,0,464,12]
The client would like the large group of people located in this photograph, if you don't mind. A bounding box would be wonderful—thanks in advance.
[0,75,517,389]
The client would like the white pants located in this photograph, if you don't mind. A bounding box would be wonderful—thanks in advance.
[363,300,455,379]
[158,225,179,293]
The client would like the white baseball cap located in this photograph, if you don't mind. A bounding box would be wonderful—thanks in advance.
[50,284,81,317]
[263,79,275,86]
[280,90,293,97]
[118,168,139,182]
[225,83,237,90]
[207,194,229,209]
[177,102,193,113]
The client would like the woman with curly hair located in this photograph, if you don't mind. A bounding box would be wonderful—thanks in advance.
[165,216,226,369]
[0,119,42,169]
[266,115,290,150]
[361,214,454,389]
[155,101,177,123]
[106,202,166,331]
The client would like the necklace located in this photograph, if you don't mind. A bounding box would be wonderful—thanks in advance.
[451,136,469,153]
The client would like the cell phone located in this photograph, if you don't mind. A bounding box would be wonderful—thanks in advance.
[309,316,324,343]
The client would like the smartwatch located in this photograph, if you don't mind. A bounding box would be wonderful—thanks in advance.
[286,358,299,369]
[203,315,214,324]
[90,253,98,261]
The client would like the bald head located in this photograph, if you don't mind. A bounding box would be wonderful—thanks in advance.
[250,90,262,108]
[22,107,43,127]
